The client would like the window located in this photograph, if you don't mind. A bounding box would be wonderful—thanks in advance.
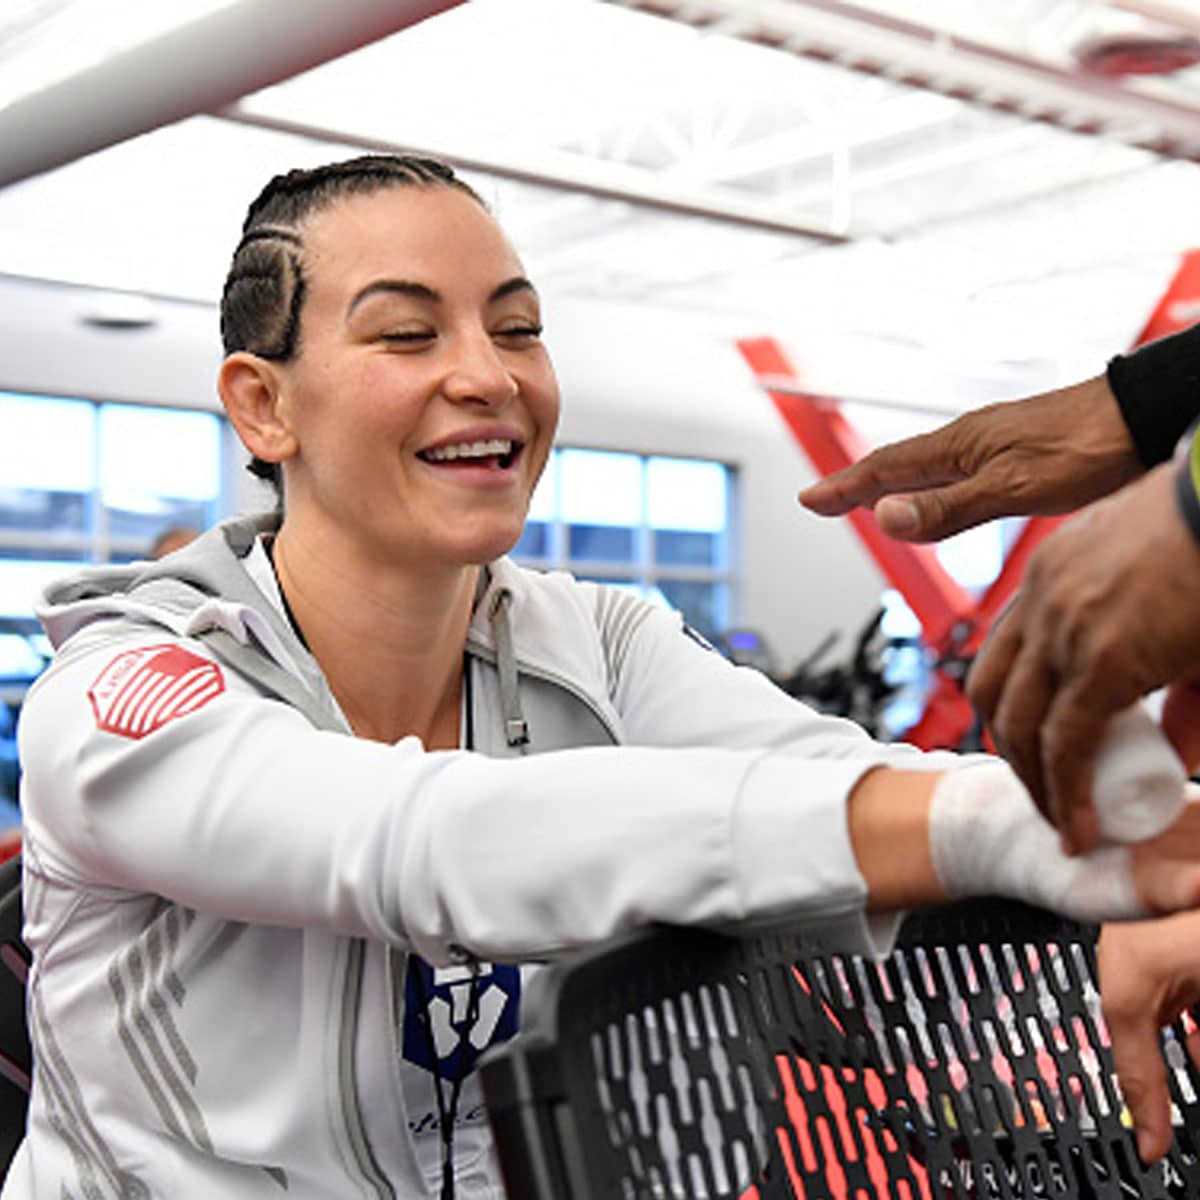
[0,391,230,619]
[512,448,736,640]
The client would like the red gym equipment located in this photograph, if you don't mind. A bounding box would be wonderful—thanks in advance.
[738,249,1200,749]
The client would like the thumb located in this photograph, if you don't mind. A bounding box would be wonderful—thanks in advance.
[874,478,999,543]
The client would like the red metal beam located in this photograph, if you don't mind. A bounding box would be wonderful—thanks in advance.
[737,336,975,653]
[740,251,1199,747]
[1134,248,1200,344]
[965,248,1200,645]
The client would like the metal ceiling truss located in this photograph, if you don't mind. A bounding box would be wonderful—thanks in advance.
[219,106,854,243]
[601,0,1200,162]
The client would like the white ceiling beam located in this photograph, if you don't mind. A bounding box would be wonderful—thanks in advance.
[777,124,1054,206]
[885,153,1150,240]
[603,0,1200,161]
[694,92,959,184]
[506,195,640,258]
[219,105,855,243]
[0,0,466,190]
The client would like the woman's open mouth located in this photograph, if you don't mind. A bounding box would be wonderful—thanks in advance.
[417,438,522,471]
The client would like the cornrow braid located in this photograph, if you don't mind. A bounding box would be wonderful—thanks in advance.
[219,154,486,494]
[221,225,304,363]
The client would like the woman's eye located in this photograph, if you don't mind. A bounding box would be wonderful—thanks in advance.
[496,324,543,341]
[379,331,434,346]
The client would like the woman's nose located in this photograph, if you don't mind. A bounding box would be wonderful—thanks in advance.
[442,333,519,407]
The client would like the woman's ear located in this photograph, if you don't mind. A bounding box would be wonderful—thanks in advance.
[218,353,298,467]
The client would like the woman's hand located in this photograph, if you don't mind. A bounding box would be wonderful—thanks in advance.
[854,763,1200,923]
[1099,912,1200,1163]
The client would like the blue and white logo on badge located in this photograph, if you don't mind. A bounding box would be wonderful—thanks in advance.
[403,958,521,1081]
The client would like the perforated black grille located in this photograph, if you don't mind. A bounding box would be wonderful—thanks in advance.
[482,900,1200,1199]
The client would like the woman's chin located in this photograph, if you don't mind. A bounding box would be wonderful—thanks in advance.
[445,525,526,566]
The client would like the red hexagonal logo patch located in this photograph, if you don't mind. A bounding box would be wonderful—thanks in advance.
[88,644,225,740]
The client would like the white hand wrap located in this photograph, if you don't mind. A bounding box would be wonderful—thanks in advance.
[1092,702,1186,843]
[929,762,1145,922]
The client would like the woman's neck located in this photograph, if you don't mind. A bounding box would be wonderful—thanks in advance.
[270,523,480,749]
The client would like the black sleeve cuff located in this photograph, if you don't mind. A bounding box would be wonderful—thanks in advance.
[1106,321,1200,468]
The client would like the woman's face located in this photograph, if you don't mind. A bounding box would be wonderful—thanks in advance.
[275,185,560,570]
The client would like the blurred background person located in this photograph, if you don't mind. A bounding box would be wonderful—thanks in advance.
[148,525,200,560]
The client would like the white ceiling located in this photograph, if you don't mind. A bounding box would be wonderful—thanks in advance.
[2,0,1200,413]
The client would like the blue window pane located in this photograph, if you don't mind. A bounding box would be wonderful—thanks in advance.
[106,499,213,544]
[512,521,550,560]
[0,393,95,535]
[646,457,727,532]
[99,406,221,543]
[527,454,556,523]
[647,458,727,566]
[654,529,719,567]
[655,579,725,641]
[568,524,634,562]
[0,555,89,618]
[0,488,89,535]
[560,450,641,526]
[0,621,47,683]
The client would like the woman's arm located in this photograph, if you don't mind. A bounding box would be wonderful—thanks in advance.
[23,628,1200,969]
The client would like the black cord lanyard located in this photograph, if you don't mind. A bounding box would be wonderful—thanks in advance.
[272,535,479,1197]
[411,656,478,1200]
[412,962,481,1200]
[265,537,310,652]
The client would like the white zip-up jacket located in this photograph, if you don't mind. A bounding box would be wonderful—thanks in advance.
[7,514,943,1199]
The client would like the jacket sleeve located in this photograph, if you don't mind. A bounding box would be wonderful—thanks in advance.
[19,630,911,966]
[1107,322,1200,467]
[602,593,951,766]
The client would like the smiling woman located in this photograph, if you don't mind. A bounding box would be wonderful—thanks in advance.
[11,154,1200,1200]
[219,173,558,659]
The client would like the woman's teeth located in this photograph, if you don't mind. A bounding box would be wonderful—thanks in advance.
[421,438,514,463]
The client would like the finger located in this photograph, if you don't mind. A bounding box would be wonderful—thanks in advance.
[1040,687,1107,854]
[797,464,885,516]
[874,474,1019,543]
[798,435,964,517]
[1108,1007,1175,1164]
[966,601,1026,727]
[1113,1022,1171,1161]
[987,647,1056,819]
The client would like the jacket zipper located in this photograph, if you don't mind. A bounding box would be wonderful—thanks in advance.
[463,639,622,745]
[338,938,396,1198]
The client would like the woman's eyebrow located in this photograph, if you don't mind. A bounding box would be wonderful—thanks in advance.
[346,279,438,319]
[490,277,538,302]
[345,277,537,320]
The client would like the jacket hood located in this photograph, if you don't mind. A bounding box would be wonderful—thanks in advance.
[37,512,280,651]
[36,514,618,732]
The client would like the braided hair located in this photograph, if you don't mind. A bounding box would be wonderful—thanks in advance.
[220,155,485,492]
